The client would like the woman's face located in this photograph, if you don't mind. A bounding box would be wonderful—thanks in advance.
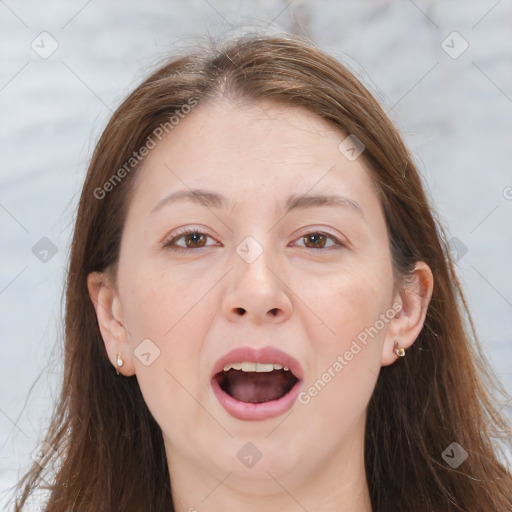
[93,99,421,497]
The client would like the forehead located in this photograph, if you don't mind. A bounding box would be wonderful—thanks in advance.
[128,99,378,216]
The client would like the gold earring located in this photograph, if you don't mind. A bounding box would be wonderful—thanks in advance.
[115,352,124,375]
[393,341,405,357]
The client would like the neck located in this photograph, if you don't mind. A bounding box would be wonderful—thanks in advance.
[166,419,372,512]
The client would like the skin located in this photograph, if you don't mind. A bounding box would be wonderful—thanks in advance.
[88,99,433,512]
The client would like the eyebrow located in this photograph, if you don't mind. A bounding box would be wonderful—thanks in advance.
[285,193,365,219]
[151,189,229,213]
[150,188,365,220]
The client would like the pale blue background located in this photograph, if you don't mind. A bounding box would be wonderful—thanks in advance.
[1,0,511,507]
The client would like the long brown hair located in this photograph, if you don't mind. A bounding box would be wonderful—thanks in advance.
[13,32,512,511]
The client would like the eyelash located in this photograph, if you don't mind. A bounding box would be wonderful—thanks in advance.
[292,230,345,251]
[162,227,346,253]
[162,228,218,253]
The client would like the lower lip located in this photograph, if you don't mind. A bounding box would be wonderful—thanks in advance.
[211,377,302,421]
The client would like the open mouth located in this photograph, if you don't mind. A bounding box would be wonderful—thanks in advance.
[213,363,299,404]
[210,347,304,420]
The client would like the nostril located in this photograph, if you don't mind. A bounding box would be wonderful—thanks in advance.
[269,308,279,316]
[235,307,246,315]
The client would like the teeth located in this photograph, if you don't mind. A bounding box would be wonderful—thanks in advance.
[241,361,255,372]
[222,362,290,372]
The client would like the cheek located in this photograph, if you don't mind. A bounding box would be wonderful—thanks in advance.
[292,257,392,429]
[297,355,377,451]
[120,260,217,340]
[294,254,394,349]
[117,259,230,424]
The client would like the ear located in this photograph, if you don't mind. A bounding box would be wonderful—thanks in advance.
[381,261,434,366]
[87,271,135,376]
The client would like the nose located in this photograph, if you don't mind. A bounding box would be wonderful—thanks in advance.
[221,249,293,325]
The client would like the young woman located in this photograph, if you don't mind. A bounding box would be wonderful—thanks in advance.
[14,33,512,511]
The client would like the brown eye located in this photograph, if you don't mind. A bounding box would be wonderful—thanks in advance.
[302,233,328,248]
[183,232,207,248]
[164,230,218,252]
[294,231,343,250]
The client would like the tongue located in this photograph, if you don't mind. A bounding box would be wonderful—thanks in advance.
[223,369,294,403]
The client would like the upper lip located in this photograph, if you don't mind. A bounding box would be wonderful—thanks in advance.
[211,346,304,381]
